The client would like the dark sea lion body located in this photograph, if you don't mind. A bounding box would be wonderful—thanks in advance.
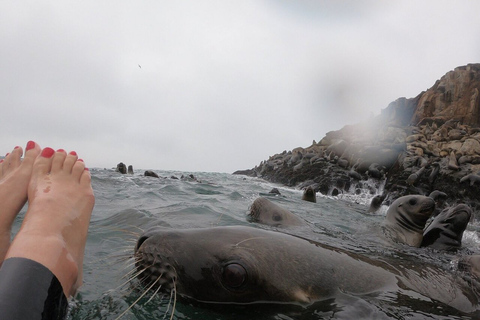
[248,197,306,227]
[384,195,435,247]
[134,226,479,312]
[421,204,472,251]
[116,162,127,174]
[301,186,317,203]
[367,195,385,213]
[144,170,159,178]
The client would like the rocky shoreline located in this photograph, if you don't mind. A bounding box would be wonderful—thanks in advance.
[234,64,480,214]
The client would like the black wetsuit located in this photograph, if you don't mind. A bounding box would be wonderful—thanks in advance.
[0,257,68,319]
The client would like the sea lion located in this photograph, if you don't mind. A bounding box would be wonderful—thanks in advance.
[248,197,306,227]
[428,190,448,216]
[268,188,281,195]
[367,194,385,213]
[134,225,479,312]
[448,151,460,170]
[428,162,440,184]
[421,204,472,251]
[405,167,425,186]
[383,195,435,247]
[127,165,134,174]
[366,163,383,179]
[428,190,447,201]
[144,170,159,178]
[116,162,127,174]
[301,186,316,203]
[347,169,362,180]
[460,173,480,186]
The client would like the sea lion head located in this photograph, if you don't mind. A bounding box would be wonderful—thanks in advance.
[384,195,435,247]
[421,204,472,250]
[301,186,317,203]
[247,197,305,227]
[134,226,331,304]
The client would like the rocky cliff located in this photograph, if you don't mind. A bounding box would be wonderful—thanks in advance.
[234,64,480,212]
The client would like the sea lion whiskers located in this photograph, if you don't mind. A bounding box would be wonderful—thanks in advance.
[164,281,177,320]
[144,276,167,305]
[114,274,163,320]
[115,265,151,292]
[232,236,266,249]
[120,259,144,280]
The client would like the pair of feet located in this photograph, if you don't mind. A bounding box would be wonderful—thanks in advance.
[0,141,95,297]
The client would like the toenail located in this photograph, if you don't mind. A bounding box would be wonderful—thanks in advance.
[57,149,65,153]
[85,167,89,171]
[69,151,77,156]
[26,141,36,151]
[0,160,3,163]
[14,146,20,149]
[5,153,9,157]
[41,148,55,158]
[78,159,84,162]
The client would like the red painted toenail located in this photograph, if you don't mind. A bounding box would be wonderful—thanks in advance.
[5,153,9,157]
[69,151,77,156]
[14,146,20,149]
[57,149,65,153]
[78,159,84,162]
[26,141,35,151]
[0,159,3,163]
[84,167,89,171]
[41,148,55,158]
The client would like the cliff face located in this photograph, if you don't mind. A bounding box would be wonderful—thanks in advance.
[412,64,480,127]
[235,64,480,211]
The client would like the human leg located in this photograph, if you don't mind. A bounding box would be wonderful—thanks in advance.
[0,141,41,262]
[5,147,95,297]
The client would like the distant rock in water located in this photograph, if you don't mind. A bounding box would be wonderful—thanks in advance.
[234,64,480,209]
[128,165,134,174]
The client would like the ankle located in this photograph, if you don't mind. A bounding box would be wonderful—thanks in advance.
[6,233,79,296]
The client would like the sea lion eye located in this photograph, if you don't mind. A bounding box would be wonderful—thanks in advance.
[222,263,247,288]
[272,213,282,221]
[409,198,417,206]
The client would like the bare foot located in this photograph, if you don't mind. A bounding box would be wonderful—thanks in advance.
[5,148,95,297]
[0,141,41,262]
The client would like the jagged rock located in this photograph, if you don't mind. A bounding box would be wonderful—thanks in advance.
[234,64,480,209]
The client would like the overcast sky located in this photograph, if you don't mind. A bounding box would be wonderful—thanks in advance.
[1,1,479,173]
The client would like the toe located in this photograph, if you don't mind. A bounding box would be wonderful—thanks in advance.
[51,149,67,173]
[33,147,56,176]
[8,146,23,170]
[63,151,78,174]
[21,141,41,167]
[2,147,23,175]
[72,160,86,181]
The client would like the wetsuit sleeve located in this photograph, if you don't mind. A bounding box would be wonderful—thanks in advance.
[0,257,68,320]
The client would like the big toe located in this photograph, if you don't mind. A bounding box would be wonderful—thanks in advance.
[21,141,41,168]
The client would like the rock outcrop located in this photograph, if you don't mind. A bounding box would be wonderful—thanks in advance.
[234,64,480,212]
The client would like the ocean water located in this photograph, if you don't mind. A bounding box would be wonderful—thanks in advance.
[13,169,480,319]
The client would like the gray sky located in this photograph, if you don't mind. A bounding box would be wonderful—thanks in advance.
[1,1,479,173]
